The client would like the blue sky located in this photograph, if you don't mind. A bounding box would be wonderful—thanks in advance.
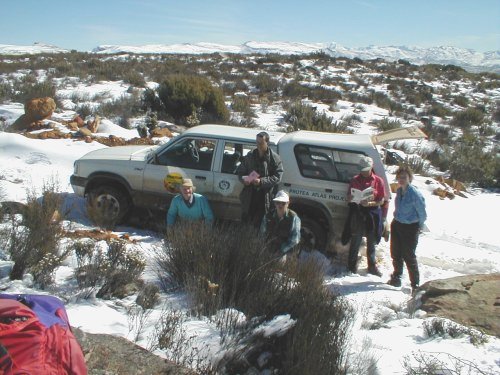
[2,0,499,52]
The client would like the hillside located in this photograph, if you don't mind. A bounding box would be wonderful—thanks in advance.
[1,50,498,187]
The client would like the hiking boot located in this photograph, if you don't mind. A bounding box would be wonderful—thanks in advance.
[367,266,382,277]
[411,284,419,296]
[387,277,402,287]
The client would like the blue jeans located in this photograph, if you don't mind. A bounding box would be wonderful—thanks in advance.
[348,230,376,272]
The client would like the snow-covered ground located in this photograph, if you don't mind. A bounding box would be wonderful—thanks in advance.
[0,95,499,374]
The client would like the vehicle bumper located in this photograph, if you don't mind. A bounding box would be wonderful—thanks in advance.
[70,175,87,197]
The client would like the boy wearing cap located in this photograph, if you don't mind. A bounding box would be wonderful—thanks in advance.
[346,156,386,276]
[166,178,214,227]
[237,131,283,228]
[260,190,301,260]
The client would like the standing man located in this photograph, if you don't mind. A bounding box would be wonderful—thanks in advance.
[346,156,386,276]
[387,165,427,293]
[166,178,214,227]
[237,131,283,227]
[260,190,301,262]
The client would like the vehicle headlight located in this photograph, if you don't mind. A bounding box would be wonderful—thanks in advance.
[73,161,80,175]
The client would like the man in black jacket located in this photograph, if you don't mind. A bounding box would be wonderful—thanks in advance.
[237,131,283,227]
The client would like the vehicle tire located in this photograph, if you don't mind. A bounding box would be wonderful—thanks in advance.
[87,185,130,226]
[300,216,327,251]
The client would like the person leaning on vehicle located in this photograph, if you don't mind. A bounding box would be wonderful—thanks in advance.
[166,178,214,227]
[260,190,301,262]
[345,156,386,276]
[236,131,283,228]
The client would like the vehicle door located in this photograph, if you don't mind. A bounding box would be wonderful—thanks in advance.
[291,144,367,222]
[210,140,254,221]
[142,136,217,210]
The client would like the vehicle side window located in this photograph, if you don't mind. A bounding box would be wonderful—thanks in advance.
[294,145,365,183]
[156,137,216,171]
[220,142,253,174]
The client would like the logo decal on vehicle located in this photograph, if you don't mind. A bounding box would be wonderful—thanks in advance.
[218,180,230,191]
[164,172,183,193]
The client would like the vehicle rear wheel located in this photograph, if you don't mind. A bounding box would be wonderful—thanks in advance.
[300,216,327,251]
[87,185,130,226]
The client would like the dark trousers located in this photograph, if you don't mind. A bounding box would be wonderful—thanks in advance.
[245,189,266,228]
[348,229,376,272]
[390,220,420,287]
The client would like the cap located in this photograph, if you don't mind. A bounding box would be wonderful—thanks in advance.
[359,156,374,172]
[181,178,194,188]
[273,190,289,203]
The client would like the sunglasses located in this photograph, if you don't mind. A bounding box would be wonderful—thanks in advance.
[274,202,287,206]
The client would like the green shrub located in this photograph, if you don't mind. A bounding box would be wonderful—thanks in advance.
[427,103,452,118]
[375,117,402,132]
[156,222,353,373]
[12,79,58,105]
[96,93,142,121]
[1,180,67,288]
[449,134,499,187]
[283,102,345,133]
[157,74,229,125]
[72,238,146,299]
[0,82,13,102]
[251,74,280,94]
[451,108,485,128]
[453,95,469,107]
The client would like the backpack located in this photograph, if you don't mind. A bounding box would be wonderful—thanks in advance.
[0,294,87,374]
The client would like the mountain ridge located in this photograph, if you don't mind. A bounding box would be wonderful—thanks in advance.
[1,41,499,73]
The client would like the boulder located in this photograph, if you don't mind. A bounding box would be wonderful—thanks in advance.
[72,328,196,375]
[25,97,56,122]
[150,127,173,138]
[418,273,500,337]
[87,115,100,133]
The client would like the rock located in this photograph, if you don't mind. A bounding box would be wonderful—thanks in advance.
[150,127,173,138]
[73,115,85,127]
[418,273,500,337]
[72,328,196,375]
[25,97,56,123]
[78,127,93,137]
[87,115,100,133]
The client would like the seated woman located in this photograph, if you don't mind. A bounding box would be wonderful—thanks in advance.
[166,178,214,227]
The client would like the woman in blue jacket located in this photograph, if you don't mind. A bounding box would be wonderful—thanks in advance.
[166,178,214,227]
[387,165,427,292]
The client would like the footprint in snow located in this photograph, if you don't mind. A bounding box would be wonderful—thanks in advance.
[25,152,51,165]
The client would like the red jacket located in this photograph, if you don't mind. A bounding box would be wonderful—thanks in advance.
[0,299,87,375]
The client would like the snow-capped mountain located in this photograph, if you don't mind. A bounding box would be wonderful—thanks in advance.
[1,42,498,73]
[0,42,70,55]
[92,41,500,73]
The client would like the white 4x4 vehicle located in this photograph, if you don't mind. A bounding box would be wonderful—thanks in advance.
[71,124,390,250]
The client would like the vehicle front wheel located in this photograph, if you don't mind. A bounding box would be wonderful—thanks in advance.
[300,216,327,252]
[87,185,130,227]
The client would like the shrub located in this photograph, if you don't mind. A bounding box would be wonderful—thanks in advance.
[0,82,13,102]
[157,74,229,125]
[72,238,146,299]
[283,102,344,133]
[427,103,452,118]
[453,95,469,107]
[96,93,142,121]
[451,108,485,128]
[156,222,353,373]
[251,74,280,94]
[123,70,146,87]
[448,134,499,187]
[1,179,67,288]
[12,79,59,106]
[423,318,488,346]
[230,95,255,119]
[375,117,402,132]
